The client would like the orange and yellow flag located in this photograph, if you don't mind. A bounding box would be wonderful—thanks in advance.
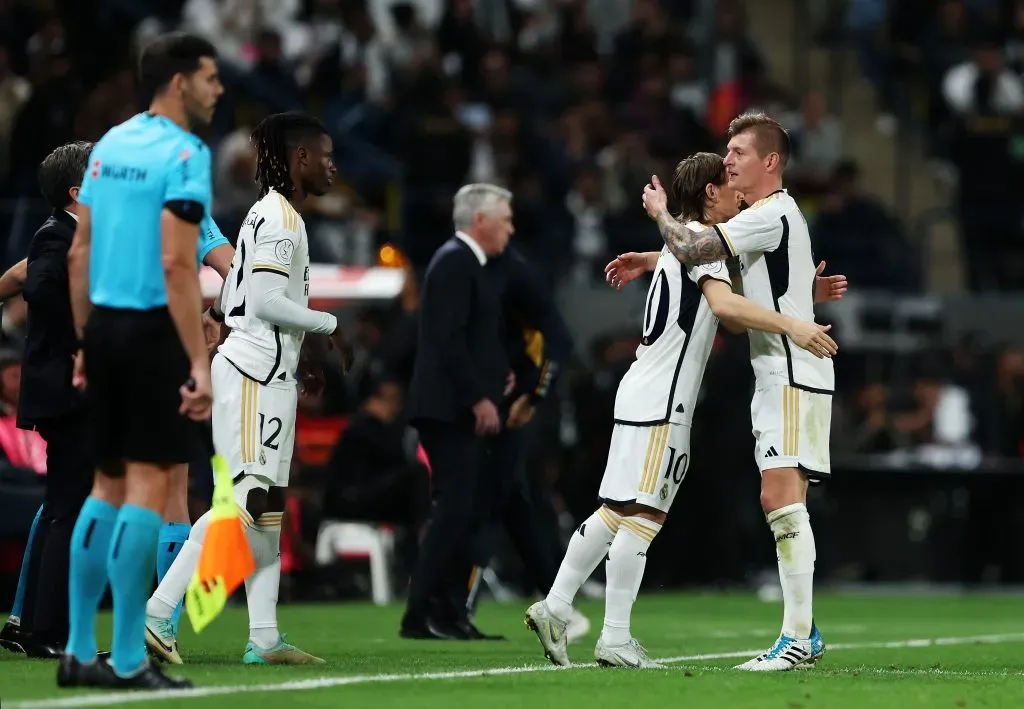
[185,454,255,634]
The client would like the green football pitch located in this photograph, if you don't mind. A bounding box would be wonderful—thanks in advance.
[2,592,1023,709]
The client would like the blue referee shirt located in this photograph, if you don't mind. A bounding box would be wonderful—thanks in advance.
[79,112,213,310]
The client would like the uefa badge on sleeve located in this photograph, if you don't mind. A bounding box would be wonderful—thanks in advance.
[275,239,294,265]
[660,484,668,501]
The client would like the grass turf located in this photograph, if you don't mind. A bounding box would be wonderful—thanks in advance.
[2,592,1023,709]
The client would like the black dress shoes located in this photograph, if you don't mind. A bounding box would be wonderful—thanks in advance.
[0,620,28,653]
[456,620,506,641]
[400,616,463,640]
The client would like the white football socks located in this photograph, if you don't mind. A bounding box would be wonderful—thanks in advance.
[767,503,816,639]
[545,506,622,621]
[245,515,283,649]
[147,511,210,620]
[602,516,661,646]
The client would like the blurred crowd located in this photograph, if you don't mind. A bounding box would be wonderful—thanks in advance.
[843,0,1024,290]
[1,0,1024,595]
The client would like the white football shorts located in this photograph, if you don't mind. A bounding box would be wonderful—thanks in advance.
[751,384,831,481]
[598,422,691,514]
[211,353,297,489]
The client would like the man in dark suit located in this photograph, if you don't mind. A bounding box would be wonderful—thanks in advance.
[400,183,514,640]
[465,247,574,618]
[0,141,93,657]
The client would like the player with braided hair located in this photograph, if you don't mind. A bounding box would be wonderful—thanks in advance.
[145,112,352,665]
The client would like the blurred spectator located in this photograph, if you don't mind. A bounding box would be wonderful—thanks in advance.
[894,359,975,449]
[213,125,259,236]
[7,42,78,197]
[251,29,303,108]
[782,90,843,196]
[322,378,429,528]
[812,160,920,292]
[666,45,708,121]
[0,353,45,474]
[845,382,899,454]
[945,33,1024,290]
[922,0,971,138]
[942,34,1024,117]
[702,0,765,120]
[984,345,1024,456]
[181,0,306,67]
[0,46,31,184]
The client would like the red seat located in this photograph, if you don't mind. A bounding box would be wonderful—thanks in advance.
[295,415,348,467]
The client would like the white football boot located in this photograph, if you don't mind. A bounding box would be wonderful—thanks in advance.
[525,601,570,666]
[594,635,663,668]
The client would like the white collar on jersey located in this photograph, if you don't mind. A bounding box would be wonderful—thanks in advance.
[455,230,487,266]
[65,209,78,223]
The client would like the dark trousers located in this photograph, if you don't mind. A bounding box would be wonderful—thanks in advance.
[20,412,92,642]
[466,422,559,613]
[402,420,484,626]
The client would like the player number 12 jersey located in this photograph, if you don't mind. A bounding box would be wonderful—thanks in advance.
[219,189,311,385]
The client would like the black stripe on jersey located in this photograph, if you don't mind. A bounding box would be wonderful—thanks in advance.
[712,224,734,258]
[260,325,283,386]
[252,267,288,276]
[222,330,284,386]
[766,215,833,395]
[664,274,702,420]
[223,354,261,383]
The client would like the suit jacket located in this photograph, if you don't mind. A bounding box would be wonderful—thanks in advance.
[486,246,573,405]
[406,236,507,426]
[17,209,85,428]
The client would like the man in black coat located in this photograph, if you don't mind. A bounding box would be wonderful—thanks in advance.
[0,141,93,657]
[464,247,574,616]
[400,183,514,640]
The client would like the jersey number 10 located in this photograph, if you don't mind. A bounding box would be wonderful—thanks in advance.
[641,269,670,346]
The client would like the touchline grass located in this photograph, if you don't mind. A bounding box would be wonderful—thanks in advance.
[3,592,1023,709]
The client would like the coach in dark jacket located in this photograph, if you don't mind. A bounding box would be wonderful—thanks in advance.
[11,141,93,656]
[400,183,513,641]
[465,247,573,615]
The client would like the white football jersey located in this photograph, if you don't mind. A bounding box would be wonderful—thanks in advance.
[613,222,731,426]
[713,189,834,393]
[218,189,310,386]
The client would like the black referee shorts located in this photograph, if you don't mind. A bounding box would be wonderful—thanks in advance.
[84,306,200,470]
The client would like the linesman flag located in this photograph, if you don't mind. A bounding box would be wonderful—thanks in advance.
[185,454,255,633]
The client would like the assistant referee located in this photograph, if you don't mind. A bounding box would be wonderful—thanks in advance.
[58,32,223,691]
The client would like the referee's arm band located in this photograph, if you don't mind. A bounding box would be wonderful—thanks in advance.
[164,200,205,225]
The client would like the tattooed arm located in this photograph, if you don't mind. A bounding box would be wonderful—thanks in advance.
[642,174,730,265]
[654,210,729,265]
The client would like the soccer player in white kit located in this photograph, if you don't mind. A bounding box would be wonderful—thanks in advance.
[641,113,836,671]
[145,112,350,666]
[525,152,837,668]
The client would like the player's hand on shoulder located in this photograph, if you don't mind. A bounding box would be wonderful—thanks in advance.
[787,319,838,359]
[473,398,500,436]
[605,253,649,289]
[641,175,668,220]
[180,361,213,421]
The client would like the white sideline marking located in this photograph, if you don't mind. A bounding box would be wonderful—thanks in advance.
[9,632,1024,709]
